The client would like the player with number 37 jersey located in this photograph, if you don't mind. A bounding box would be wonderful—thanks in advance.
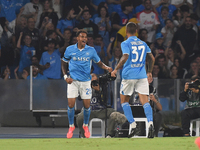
[121,36,151,79]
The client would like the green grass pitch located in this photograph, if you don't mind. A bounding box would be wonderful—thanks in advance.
[0,137,199,150]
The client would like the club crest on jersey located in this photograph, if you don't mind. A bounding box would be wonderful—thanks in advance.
[151,15,154,19]
[86,52,89,55]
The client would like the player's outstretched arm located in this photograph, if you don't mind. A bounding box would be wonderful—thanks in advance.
[96,61,113,72]
[111,54,129,77]
[146,53,155,78]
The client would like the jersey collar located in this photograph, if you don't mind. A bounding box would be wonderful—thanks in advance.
[74,43,89,50]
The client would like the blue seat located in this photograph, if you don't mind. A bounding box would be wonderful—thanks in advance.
[159,98,169,111]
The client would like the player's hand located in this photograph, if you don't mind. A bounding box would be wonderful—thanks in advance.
[106,67,113,72]
[66,78,73,84]
[147,72,152,80]
[111,70,117,77]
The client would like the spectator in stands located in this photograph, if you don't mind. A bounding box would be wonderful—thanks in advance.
[135,0,145,15]
[77,10,99,38]
[111,0,134,37]
[38,0,59,29]
[14,13,27,47]
[170,0,193,12]
[174,57,188,79]
[94,5,111,48]
[157,6,171,33]
[113,18,139,48]
[62,28,72,50]
[152,63,162,79]
[15,0,30,15]
[31,55,44,75]
[195,55,200,70]
[0,17,14,67]
[161,19,177,47]
[137,0,160,43]
[156,54,170,78]
[94,34,108,64]
[22,17,40,58]
[185,61,200,79]
[1,65,11,80]
[27,64,47,79]
[153,0,177,19]
[22,0,43,27]
[39,38,62,79]
[190,13,200,51]
[138,28,151,46]
[172,9,184,28]
[171,16,197,70]
[154,33,165,55]
[0,0,17,30]
[179,75,200,137]
[107,37,122,80]
[70,33,78,45]
[169,65,179,79]
[87,34,105,75]
[106,0,121,16]
[16,32,36,77]
[51,0,62,19]
[165,40,186,71]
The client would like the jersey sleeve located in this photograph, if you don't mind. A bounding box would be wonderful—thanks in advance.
[62,47,71,62]
[121,42,130,55]
[92,48,101,63]
[145,43,151,53]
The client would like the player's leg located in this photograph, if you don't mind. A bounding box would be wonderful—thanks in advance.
[76,110,85,138]
[81,81,92,138]
[66,81,79,139]
[82,99,91,138]
[120,79,137,138]
[136,78,154,138]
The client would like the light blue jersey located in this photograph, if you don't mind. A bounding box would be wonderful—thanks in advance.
[121,36,151,79]
[63,44,100,81]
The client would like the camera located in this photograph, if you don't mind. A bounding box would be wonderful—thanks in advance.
[91,72,116,87]
[188,80,200,89]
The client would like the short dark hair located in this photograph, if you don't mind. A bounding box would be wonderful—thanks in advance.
[64,28,71,33]
[138,28,148,35]
[161,6,169,12]
[121,1,132,11]
[46,30,55,37]
[164,19,172,25]
[76,29,88,37]
[82,10,90,16]
[126,22,137,34]
[191,75,200,81]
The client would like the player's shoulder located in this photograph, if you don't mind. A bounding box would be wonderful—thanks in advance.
[85,45,96,52]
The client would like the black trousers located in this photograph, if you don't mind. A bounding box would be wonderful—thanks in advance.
[181,107,200,134]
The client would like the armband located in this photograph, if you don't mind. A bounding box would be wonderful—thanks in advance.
[64,74,68,80]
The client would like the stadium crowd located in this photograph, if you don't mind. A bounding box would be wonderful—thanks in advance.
[0,0,200,80]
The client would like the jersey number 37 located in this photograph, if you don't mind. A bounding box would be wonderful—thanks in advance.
[131,45,145,63]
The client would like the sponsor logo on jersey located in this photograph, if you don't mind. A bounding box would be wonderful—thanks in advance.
[73,57,90,61]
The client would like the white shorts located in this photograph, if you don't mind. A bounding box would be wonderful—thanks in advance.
[120,78,149,96]
[67,80,92,99]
